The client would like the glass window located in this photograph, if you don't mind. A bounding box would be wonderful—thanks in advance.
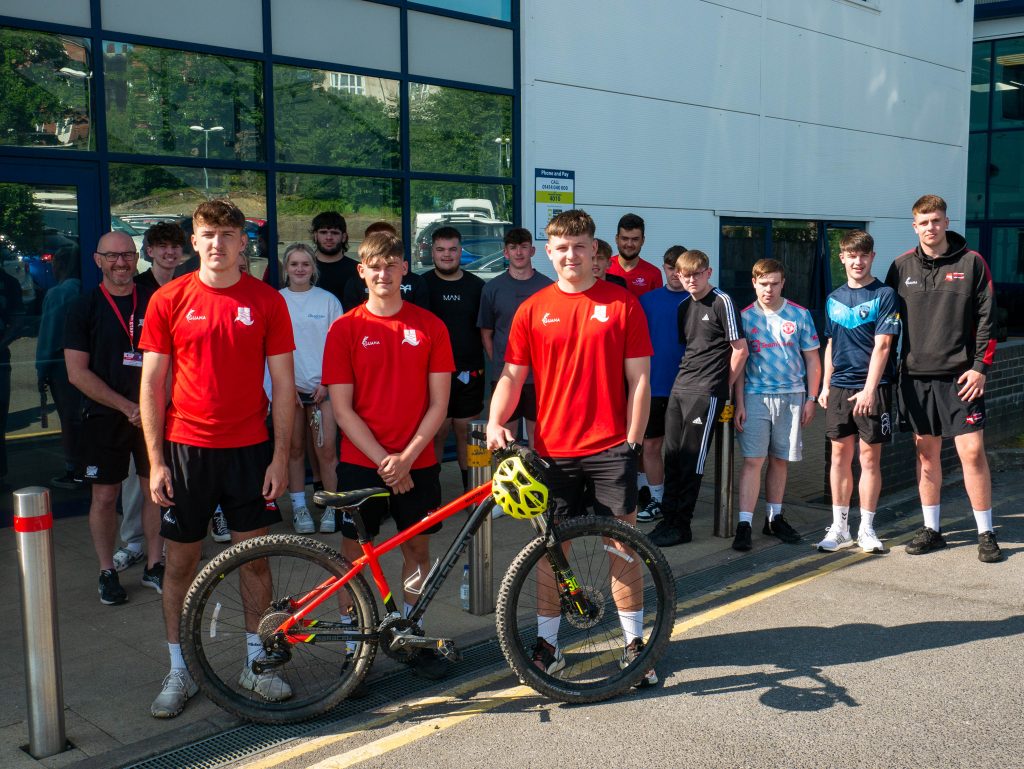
[410,0,511,22]
[275,172,402,266]
[971,42,992,132]
[990,226,1024,284]
[988,132,1024,219]
[719,223,766,309]
[273,65,400,170]
[104,42,264,161]
[108,163,268,277]
[409,83,512,177]
[411,180,512,278]
[992,38,1024,129]
[0,27,92,150]
[967,133,988,221]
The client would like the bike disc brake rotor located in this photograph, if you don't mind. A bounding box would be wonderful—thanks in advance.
[561,585,606,630]
[378,616,423,662]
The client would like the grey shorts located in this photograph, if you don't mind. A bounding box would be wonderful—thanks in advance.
[737,392,805,461]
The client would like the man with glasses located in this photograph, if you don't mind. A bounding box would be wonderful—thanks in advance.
[651,249,747,548]
[64,232,163,605]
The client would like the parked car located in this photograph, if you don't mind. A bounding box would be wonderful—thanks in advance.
[110,215,145,254]
[416,217,511,267]
[119,213,184,230]
[19,228,78,307]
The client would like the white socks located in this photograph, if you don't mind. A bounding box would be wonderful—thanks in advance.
[859,510,875,533]
[290,492,306,510]
[537,614,561,650]
[766,502,782,520]
[246,632,263,665]
[922,504,940,531]
[649,483,664,502]
[832,505,850,532]
[168,643,186,672]
[619,610,643,645]
[738,511,753,525]
[973,509,993,533]
[638,472,649,489]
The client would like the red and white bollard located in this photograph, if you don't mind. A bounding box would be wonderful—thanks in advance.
[14,486,66,758]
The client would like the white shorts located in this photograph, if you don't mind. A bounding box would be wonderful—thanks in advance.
[737,392,804,462]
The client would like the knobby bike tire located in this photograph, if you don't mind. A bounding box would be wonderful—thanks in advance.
[496,516,675,703]
[180,534,379,724]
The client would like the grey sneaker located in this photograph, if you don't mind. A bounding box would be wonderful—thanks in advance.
[239,665,293,701]
[151,670,198,718]
[113,546,145,572]
[292,506,315,534]
[320,507,336,534]
[636,498,663,522]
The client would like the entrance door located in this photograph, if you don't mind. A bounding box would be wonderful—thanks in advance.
[0,159,100,521]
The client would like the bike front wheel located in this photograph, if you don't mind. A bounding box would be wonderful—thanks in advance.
[496,516,675,703]
[180,534,379,724]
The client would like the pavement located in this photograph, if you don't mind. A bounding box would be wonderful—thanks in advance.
[1,416,1016,769]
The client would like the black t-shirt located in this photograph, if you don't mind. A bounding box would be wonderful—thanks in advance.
[423,270,485,370]
[342,269,430,313]
[134,269,162,293]
[64,284,155,417]
[675,287,743,397]
[316,256,359,304]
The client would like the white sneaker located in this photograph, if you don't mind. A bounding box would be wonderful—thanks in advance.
[816,525,853,552]
[211,507,231,543]
[151,669,198,718]
[239,665,293,701]
[113,546,145,572]
[292,506,315,534]
[320,507,336,533]
[857,527,885,554]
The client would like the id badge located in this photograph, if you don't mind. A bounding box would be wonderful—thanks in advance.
[123,351,143,368]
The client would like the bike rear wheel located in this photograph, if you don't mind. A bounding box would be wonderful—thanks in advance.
[181,534,378,724]
[496,516,675,703]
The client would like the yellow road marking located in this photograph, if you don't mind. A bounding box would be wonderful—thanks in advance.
[245,529,917,768]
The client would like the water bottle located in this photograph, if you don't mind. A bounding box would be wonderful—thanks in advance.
[460,564,470,611]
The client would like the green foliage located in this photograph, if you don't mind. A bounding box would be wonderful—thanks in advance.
[409,84,512,177]
[0,184,45,250]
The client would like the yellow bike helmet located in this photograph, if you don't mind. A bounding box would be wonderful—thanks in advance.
[491,451,549,520]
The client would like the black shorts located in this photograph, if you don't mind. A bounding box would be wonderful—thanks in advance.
[544,442,638,518]
[336,462,442,540]
[79,412,150,484]
[494,381,538,423]
[449,369,485,419]
[899,375,985,438]
[159,440,282,543]
[644,396,669,440]
[824,385,894,445]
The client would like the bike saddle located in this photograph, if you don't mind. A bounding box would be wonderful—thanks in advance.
[313,488,388,510]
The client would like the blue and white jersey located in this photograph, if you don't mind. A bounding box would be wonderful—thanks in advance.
[742,300,819,394]
[825,279,901,389]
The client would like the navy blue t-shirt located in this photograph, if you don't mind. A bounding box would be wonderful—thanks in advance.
[824,279,901,389]
[639,286,686,397]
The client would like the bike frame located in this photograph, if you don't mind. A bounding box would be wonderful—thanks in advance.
[277,482,497,640]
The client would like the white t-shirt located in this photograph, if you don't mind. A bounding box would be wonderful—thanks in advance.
[281,285,343,393]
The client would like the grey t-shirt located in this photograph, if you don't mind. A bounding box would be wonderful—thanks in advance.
[477,270,552,378]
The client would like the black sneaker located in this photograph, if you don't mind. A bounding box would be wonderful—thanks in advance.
[763,514,802,543]
[99,569,127,605]
[637,485,652,511]
[978,531,1004,563]
[905,526,946,555]
[649,520,692,547]
[408,650,451,681]
[50,471,83,490]
[619,637,658,687]
[142,563,165,593]
[531,638,565,675]
[636,498,663,522]
[732,522,752,551]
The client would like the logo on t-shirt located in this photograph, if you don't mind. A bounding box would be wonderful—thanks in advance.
[904,277,918,287]
[541,313,560,326]
[402,329,421,346]
[633,277,647,286]
[781,321,796,335]
[944,272,965,282]
[590,305,609,323]
[361,336,381,348]
[750,340,761,354]
[692,416,703,425]
[701,313,709,321]
[235,307,254,326]
[185,308,206,322]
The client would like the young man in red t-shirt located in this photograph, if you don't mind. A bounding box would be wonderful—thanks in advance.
[486,209,657,683]
[140,200,296,719]
[322,231,455,679]
[606,212,663,297]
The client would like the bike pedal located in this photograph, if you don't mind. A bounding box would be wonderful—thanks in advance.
[436,639,460,661]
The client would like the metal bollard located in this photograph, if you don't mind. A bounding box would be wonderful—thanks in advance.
[713,404,736,538]
[14,487,67,758]
[466,421,494,614]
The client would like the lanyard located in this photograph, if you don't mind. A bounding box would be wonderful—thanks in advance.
[100,284,138,351]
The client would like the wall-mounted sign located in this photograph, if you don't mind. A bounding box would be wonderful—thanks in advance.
[534,168,575,240]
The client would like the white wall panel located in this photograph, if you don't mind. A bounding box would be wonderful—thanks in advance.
[764,19,966,146]
[522,0,762,115]
[273,0,400,72]
[760,117,965,221]
[524,80,760,214]
[101,0,262,52]
[408,11,512,89]
[866,216,916,276]
[976,17,1024,42]
[703,0,762,17]
[767,0,973,73]
[0,0,90,27]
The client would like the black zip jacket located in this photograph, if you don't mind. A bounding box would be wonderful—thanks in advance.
[884,231,997,377]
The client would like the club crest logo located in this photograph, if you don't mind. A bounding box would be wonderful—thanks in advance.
[235,307,254,326]
[402,329,420,346]
[781,321,796,335]
[591,305,609,323]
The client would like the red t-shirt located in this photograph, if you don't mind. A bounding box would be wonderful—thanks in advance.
[505,280,653,457]
[608,256,663,297]
[322,302,455,469]
[139,272,295,448]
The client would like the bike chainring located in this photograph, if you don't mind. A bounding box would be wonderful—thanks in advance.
[378,615,423,662]
[561,585,606,630]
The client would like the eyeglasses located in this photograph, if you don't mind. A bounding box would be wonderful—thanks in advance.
[97,251,138,262]
[676,268,708,279]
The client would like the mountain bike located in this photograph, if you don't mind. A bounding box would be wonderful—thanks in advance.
[179,443,675,723]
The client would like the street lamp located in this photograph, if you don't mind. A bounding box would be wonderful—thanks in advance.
[493,136,510,171]
[189,124,224,197]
